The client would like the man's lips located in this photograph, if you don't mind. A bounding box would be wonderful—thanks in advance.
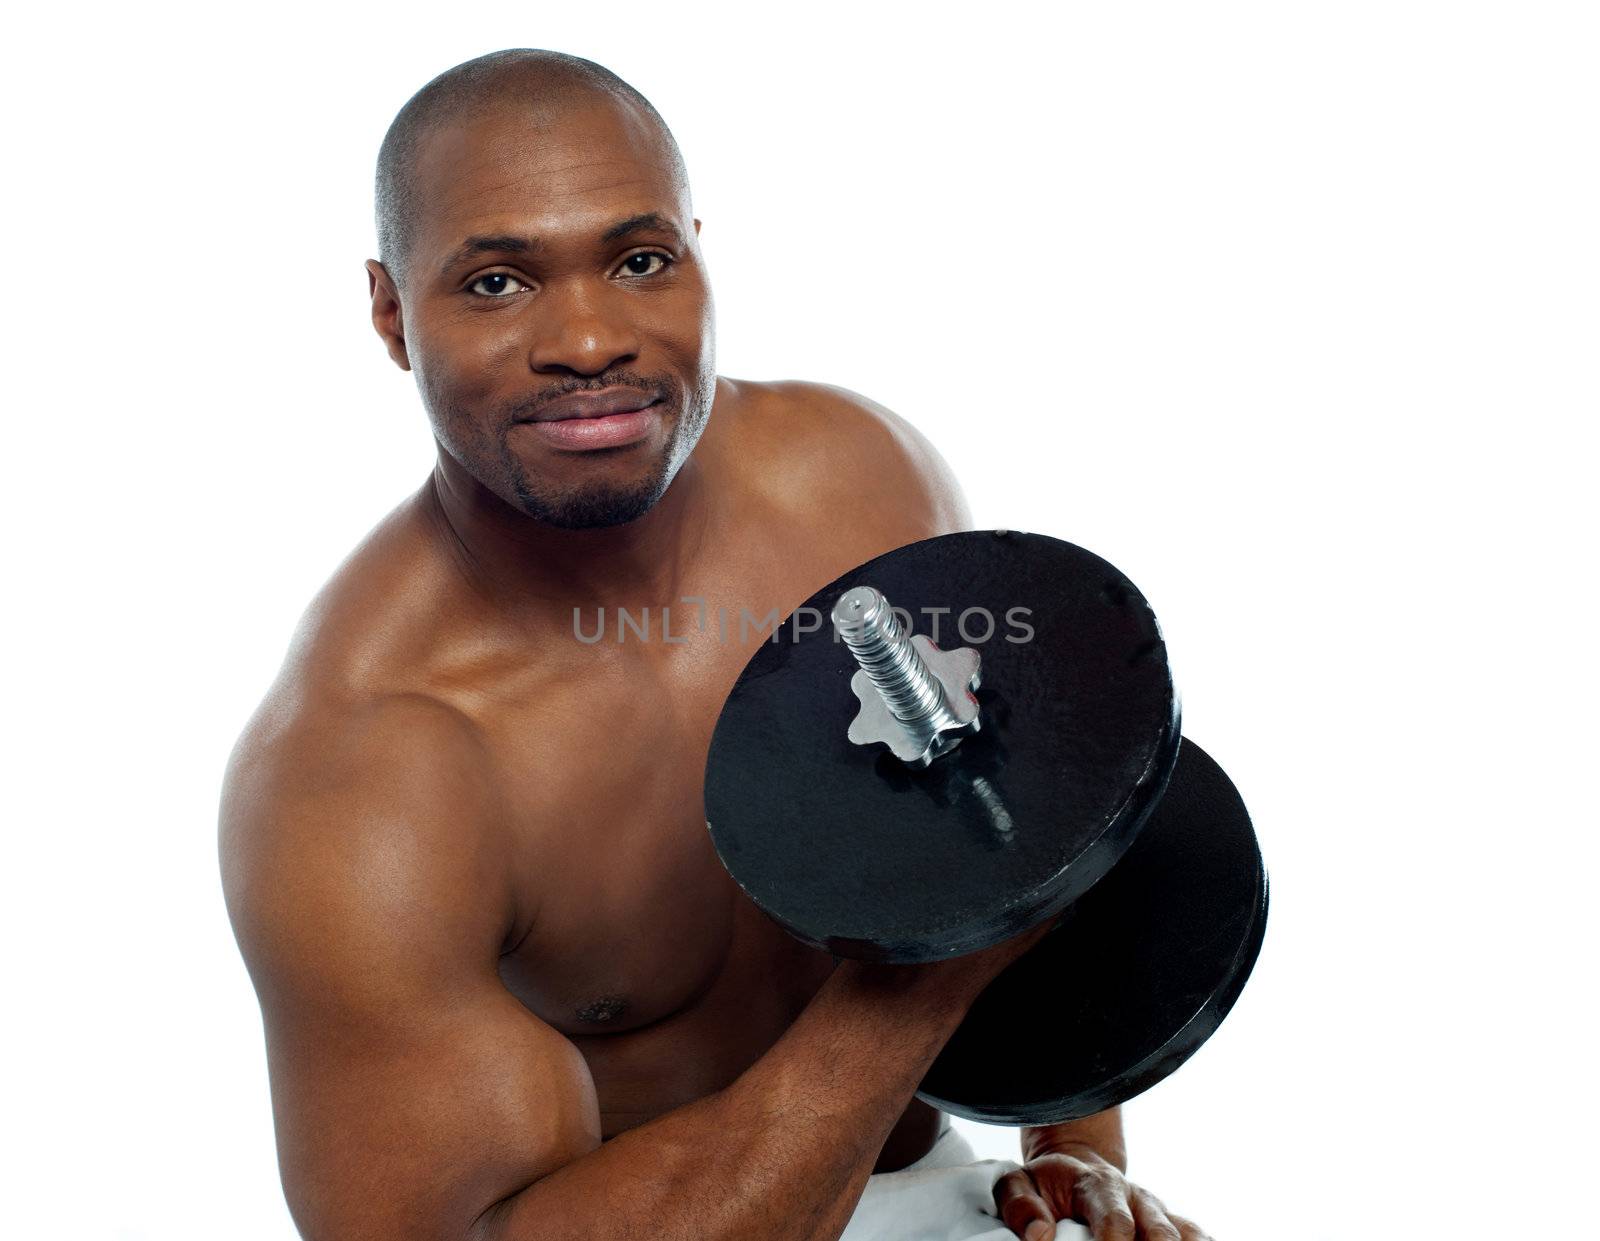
[521,388,662,423]
[516,389,664,451]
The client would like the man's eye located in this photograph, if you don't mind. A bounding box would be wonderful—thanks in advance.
[468,273,529,297]
[618,252,671,278]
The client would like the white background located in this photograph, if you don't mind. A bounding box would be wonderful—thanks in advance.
[3,3,1596,1238]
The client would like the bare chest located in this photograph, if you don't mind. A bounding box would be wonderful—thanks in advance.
[479,587,828,1021]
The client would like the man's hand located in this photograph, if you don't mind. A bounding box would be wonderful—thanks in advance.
[995,1142,1210,1240]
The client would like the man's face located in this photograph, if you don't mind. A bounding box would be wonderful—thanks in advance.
[381,98,716,529]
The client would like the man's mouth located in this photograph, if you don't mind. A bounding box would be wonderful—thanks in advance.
[517,389,665,451]
[523,387,662,423]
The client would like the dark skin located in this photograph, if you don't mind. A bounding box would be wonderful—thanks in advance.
[220,88,1208,1241]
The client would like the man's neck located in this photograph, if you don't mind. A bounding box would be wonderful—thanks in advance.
[423,452,716,616]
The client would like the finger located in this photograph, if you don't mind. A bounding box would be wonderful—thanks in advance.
[995,1167,1057,1239]
[1166,1213,1211,1241]
[1029,1160,1131,1241]
[1074,1184,1136,1241]
[1023,1152,1089,1209]
[1128,1187,1180,1240]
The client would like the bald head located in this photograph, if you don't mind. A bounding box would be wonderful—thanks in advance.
[374,49,690,290]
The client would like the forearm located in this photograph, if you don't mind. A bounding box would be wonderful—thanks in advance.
[481,962,979,1241]
[1022,1106,1127,1171]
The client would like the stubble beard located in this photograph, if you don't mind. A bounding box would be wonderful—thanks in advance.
[504,436,675,530]
[435,365,716,531]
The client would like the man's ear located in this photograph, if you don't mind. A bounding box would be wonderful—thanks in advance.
[364,259,412,372]
[693,218,702,236]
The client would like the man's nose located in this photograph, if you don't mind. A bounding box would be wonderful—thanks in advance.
[527,278,641,377]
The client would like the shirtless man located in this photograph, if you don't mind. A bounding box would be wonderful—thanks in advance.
[220,49,1209,1241]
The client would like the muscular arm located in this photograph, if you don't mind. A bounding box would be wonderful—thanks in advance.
[222,693,1014,1241]
[484,966,979,1241]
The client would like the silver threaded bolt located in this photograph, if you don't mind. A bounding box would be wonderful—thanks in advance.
[831,586,982,766]
[831,587,958,727]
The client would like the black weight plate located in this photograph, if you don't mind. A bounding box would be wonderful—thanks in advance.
[704,530,1180,963]
[917,736,1269,1124]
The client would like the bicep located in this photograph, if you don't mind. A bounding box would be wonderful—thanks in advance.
[223,696,600,1240]
[266,962,600,1240]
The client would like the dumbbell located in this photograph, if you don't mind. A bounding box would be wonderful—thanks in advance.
[703,530,1268,1125]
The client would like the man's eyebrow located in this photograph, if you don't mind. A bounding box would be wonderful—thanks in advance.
[600,212,685,245]
[439,235,539,275]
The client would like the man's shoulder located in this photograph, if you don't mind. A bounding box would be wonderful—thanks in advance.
[219,684,496,871]
[726,377,926,451]
[719,377,972,540]
[219,685,512,984]
[271,485,462,697]
[219,488,515,967]
[238,480,499,764]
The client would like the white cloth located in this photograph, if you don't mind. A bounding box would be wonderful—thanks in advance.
[839,1125,1091,1241]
